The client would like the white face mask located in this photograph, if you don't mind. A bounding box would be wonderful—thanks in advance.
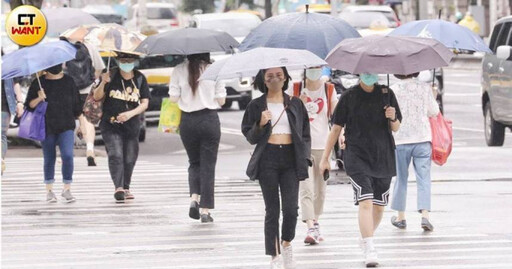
[305,68,323,81]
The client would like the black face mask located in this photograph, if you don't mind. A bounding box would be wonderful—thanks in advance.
[46,65,63,75]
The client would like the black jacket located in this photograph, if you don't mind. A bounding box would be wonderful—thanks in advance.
[241,93,311,181]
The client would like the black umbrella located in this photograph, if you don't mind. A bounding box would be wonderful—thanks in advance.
[135,28,239,55]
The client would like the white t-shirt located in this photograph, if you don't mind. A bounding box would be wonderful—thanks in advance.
[287,84,336,150]
[168,61,226,113]
[391,79,440,145]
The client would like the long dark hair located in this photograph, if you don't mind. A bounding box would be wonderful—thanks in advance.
[187,53,211,95]
[252,67,292,93]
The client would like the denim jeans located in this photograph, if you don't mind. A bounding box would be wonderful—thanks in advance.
[391,142,432,212]
[179,109,220,209]
[101,127,139,190]
[2,112,10,160]
[41,130,75,184]
[258,144,299,256]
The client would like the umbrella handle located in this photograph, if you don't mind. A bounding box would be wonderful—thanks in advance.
[107,52,111,72]
[36,74,45,101]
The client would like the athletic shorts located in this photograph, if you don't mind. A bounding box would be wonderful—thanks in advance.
[349,174,392,206]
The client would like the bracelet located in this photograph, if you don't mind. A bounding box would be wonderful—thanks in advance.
[17,101,23,104]
[390,117,398,122]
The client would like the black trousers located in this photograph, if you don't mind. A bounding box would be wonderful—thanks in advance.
[179,109,220,209]
[101,126,139,190]
[258,144,299,256]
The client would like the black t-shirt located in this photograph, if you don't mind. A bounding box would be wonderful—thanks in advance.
[100,69,150,137]
[332,84,402,178]
[25,75,81,135]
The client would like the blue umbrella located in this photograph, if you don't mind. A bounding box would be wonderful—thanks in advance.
[388,19,491,53]
[2,41,77,80]
[239,7,360,58]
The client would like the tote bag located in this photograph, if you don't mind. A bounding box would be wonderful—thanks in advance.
[18,102,47,142]
[429,113,453,166]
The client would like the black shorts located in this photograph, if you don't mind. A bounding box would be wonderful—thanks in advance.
[349,174,392,206]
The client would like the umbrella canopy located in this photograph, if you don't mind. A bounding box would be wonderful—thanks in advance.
[388,19,491,53]
[239,10,360,58]
[200,47,326,81]
[43,8,100,38]
[61,23,145,53]
[325,35,454,75]
[2,41,77,80]
[135,28,239,55]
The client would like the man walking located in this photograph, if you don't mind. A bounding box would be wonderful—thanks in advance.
[320,73,402,267]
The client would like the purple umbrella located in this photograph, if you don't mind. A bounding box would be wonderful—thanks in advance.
[325,35,454,75]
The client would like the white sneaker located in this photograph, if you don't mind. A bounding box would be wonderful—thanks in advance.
[270,256,283,269]
[281,245,297,269]
[365,248,379,268]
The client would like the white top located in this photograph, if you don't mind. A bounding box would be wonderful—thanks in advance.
[391,79,440,145]
[79,41,106,94]
[287,84,336,149]
[168,61,226,113]
[267,103,292,135]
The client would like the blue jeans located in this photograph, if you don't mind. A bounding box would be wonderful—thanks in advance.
[41,130,75,184]
[391,142,432,212]
[2,112,10,160]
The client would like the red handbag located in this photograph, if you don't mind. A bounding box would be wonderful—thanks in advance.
[429,113,453,166]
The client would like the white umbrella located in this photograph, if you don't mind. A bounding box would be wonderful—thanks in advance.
[200,47,326,81]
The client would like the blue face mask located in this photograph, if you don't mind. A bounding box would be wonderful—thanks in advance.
[360,73,379,86]
[118,62,135,73]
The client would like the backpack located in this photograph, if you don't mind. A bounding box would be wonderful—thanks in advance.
[65,42,95,90]
[292,81,336,120]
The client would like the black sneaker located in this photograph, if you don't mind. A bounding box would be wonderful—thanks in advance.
[391,216,407,229]
[114,191,125,202]
[201,213,214,223]
[189,201,200,220]
[421,218,434,232]
[87,156,97,166]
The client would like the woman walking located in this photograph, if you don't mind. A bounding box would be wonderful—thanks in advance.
[93,53,150,202]
[290,66,337,244]
[25,64,82,203]
[168,53,226,223]
[242,67,311,269]
[389,73,439,231]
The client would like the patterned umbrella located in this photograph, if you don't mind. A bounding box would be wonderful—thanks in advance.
[61,24,145,53]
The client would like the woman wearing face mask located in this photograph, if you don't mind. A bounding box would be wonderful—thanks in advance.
[319,73,402,267]
[25,64,82,203]
[168,53,226,223]
[288,66,337,245]
[242,67,311,269]
[93,54,150,202]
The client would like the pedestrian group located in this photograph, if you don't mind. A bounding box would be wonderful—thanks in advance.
[2,44,439,269]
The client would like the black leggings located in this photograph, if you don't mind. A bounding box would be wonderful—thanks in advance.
[258,144,299,256]
[179,109,220,209]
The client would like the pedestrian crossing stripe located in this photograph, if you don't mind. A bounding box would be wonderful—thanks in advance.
[2,158,512,268]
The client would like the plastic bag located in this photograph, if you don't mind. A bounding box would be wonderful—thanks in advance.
[429,113,453,166]
[158,98,181,134]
